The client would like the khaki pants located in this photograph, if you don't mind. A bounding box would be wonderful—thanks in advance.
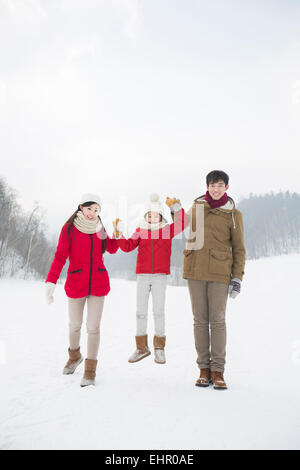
[68,295,105,360]
[187,280,229,373]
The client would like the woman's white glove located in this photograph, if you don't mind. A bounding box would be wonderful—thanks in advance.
[45,282,56,304]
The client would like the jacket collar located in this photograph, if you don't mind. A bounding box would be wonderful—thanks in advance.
[138,219,168,231]
[193,194,237,229]
[194,194,235,211]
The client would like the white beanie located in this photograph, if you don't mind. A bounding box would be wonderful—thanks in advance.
[145,193,165,217]
[79,193,102,208]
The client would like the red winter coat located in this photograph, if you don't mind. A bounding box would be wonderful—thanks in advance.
[117,208,188,274]
[45,223,119,298]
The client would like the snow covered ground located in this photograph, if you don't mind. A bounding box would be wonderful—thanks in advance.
[1,254,300,450]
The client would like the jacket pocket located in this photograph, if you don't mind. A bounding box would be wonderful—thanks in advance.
[183,249,195,273]
[93,267,109,287]
[66,268,83,290]
[209,249,232,276]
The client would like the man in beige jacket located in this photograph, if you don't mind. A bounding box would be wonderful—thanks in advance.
[183,170,246,390]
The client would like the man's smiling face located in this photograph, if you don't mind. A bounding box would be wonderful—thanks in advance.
[207,179,229,200]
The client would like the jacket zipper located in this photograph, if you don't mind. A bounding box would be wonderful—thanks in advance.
[151,236,153,273]
[88,234,93,295]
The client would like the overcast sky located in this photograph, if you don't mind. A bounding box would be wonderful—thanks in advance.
[1,0,300,236]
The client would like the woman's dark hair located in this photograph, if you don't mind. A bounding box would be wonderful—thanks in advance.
[65,201,107,254]
[206,170,229,186]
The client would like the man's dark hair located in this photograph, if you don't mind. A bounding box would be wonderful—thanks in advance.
[206,170,229,186]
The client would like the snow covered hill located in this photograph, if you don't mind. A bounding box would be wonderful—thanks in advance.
[1,254,300,450]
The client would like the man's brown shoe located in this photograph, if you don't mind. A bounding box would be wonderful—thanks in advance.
[195,368,212,387]
[211,371,227,390]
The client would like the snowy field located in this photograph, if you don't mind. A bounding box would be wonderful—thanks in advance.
[1,254,300,450]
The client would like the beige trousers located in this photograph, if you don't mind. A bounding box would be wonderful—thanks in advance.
[68,295,105,360]
[187,280,229,373]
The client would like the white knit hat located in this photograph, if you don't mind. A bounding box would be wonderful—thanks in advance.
[79,193,102,208]
[144,193,165,217]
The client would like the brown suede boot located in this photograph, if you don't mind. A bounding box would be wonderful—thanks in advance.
[211,371,227,390]
[63,347,83,375]
[195,368,212,387]
[80,359,98,387]
[128,335,151,363]
[153,335,166,364]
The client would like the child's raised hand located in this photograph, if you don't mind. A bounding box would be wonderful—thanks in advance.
[165,197,181,208]
[112,218,123,238]
[112,218,120,231]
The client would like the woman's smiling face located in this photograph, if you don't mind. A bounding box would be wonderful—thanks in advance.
[80,203,100,221]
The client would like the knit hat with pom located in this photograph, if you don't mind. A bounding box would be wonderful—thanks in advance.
[144,193,165,218]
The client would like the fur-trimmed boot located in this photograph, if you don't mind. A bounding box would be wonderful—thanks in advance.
[153,335,166,364]
[63,347,83,375]
[80,359,98,387]
[128,335,151,363]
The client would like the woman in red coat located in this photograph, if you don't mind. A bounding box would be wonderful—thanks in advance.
[45,193,119,387]
[113,194,188,365]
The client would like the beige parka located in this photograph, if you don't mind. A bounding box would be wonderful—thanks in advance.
[182,195,246,284]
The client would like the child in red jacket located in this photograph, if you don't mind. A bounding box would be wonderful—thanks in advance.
[45,193,119,387]
[113,194,188,364]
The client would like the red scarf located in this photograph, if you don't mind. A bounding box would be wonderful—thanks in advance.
[204,190,229,209]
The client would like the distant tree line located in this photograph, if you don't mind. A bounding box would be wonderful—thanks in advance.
[237,191,300,259]
[0,176,61,280]
[0,175,299,283]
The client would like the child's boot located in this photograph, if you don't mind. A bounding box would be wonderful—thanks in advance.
[128,335,151,363]
[80,359,98,387]
[63,347,83,375]
[153,335,166,364]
